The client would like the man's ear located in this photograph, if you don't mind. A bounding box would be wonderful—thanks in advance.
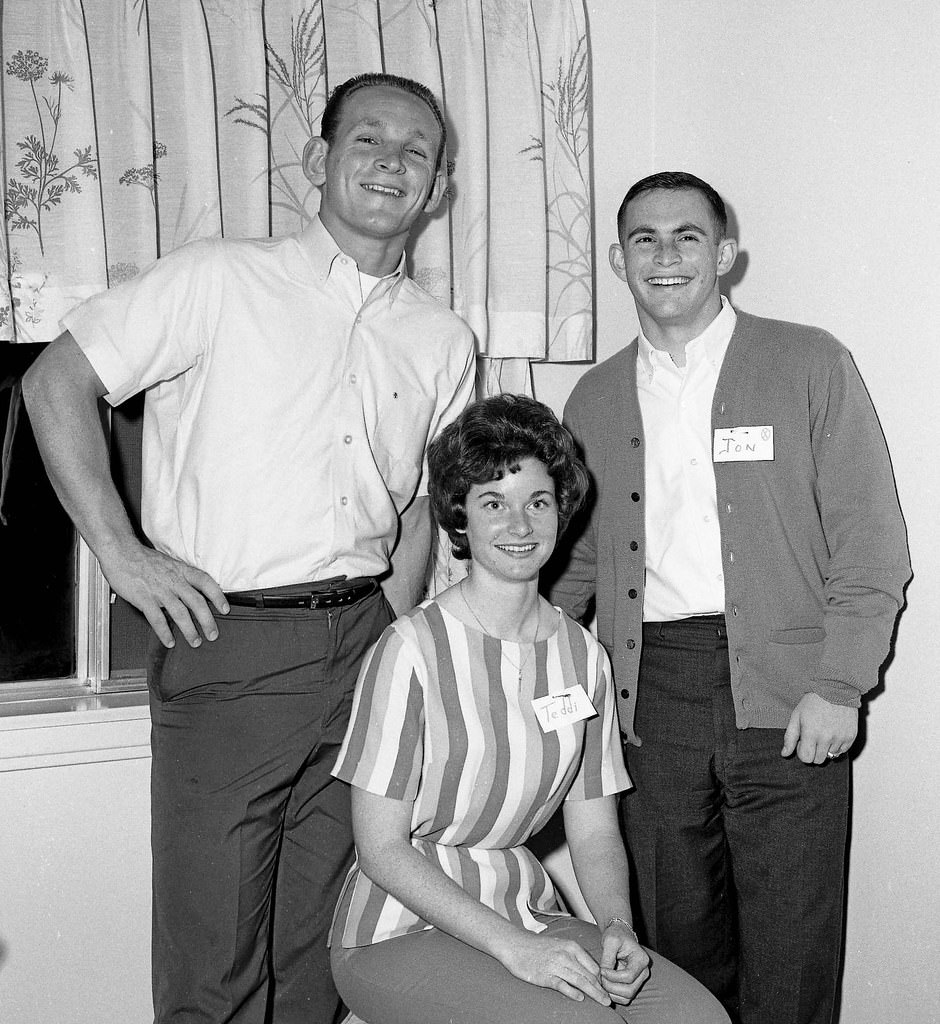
[716,237,738,278]
[422,168,447,215]
[609,243,628,282]
[302,136,328,187]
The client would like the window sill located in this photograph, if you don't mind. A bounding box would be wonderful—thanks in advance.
[0,691,151,772]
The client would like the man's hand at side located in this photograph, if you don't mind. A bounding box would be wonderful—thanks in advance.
[781,692,858,764]
[102,539,228,648]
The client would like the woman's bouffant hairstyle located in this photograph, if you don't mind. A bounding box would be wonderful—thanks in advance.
[428,394,590,561]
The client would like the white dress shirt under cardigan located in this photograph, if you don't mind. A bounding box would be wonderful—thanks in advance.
[638,297,736,621]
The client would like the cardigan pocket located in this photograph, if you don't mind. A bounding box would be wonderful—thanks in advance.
[759,628,827,711]
[768,627,826,644]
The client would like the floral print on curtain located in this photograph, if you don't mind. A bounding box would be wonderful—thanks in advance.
[1,0,593,374]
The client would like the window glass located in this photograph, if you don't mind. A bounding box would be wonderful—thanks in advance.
[0,343,77,683]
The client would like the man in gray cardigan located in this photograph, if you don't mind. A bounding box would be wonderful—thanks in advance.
[548,171,910,1024]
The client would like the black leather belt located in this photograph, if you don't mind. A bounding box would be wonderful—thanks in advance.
[643,613,727,640]
[224,578,378,610]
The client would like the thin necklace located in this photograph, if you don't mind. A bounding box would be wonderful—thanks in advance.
[458,581,540,686]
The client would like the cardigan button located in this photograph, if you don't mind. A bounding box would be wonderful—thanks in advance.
[631,437,641,448]
[629,541,639,551]
[628,589,638,599]
[620,688,630,699]
[631,492,640,502]
[626,639,636,649]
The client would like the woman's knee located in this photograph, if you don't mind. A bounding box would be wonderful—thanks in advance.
[626,950,730,1024]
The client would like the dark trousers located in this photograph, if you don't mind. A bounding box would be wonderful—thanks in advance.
[148,588,393,1024]
[621,616,849,1024]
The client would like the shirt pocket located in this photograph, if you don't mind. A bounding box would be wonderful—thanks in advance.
[368,384,437,499]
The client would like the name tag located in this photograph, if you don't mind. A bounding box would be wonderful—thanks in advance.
[713,425,774,462]
[532,684,596,733]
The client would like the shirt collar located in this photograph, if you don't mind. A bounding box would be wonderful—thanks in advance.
[295,216,407,300]
[637,295,737,380]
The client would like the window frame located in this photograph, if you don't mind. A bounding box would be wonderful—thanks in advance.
[1,384,149,708]
[0,537,145,711]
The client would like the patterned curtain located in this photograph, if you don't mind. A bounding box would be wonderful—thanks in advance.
[0,0,593,392]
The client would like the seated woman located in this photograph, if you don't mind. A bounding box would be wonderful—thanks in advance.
[330,394,727,1024]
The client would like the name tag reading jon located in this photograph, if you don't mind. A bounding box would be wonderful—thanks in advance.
[713,425,774,463]
[532,684,596,733]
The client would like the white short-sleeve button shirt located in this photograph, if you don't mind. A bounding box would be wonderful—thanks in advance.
[64,218,476,591]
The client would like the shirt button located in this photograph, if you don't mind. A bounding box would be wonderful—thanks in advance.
[355,316,362,325]
[631,492,640,502]
[626,639,636,650]
[703,515,711,523]
[620,688,630,699]
[628,588,638,599]
[340,496,349,506]
[343,435,352,444]
[349,374,357,384]
[631,437,641,448]
[629,541,639,551]
[690,458,698,465]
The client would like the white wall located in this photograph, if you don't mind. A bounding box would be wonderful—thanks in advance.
[0,704,152,1024]
[536,3,940,1022]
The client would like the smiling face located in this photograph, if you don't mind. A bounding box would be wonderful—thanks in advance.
[461,457,559,588]
[611,187,737,349]
[304,84,445,274]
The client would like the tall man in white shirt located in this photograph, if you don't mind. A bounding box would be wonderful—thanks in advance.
[549,171,909,1024]
[23,74,475,1024]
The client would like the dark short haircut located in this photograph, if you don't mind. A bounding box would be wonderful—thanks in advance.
[617,171,728,239]
[428,394,589,561]
[320,72,446,172]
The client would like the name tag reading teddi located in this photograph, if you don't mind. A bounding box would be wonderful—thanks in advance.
[713,425,774,463]
[532,685,596,733]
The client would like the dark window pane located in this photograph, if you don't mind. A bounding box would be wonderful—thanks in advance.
[0,343,76,682]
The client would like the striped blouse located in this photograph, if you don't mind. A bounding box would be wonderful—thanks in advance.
[330,599,631,948]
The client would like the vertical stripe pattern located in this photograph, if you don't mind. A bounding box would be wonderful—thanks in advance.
[331,600,630,947]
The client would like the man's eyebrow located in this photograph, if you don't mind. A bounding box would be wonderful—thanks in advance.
[626,221,709,239]
[353,116,386,133]
[355,116,433,142]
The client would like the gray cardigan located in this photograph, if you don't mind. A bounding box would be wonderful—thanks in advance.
[549,310,911,744]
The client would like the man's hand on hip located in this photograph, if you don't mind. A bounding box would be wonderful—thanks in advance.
[781,692,858,764]
[102,541,229,649]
